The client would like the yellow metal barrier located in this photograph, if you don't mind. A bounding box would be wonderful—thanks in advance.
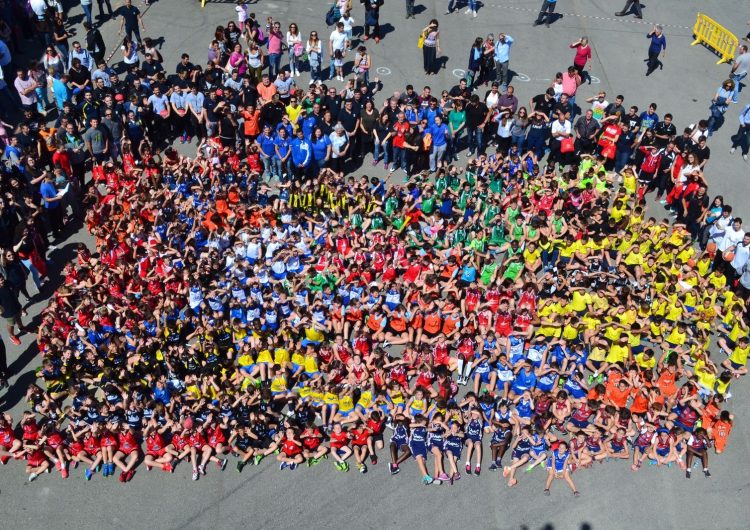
[691,12,739,64]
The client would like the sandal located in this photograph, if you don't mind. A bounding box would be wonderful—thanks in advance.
[544,488,550,496]
[573,491,580,497]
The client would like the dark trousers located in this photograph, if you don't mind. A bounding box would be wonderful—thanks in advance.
[731,124,750,155]
[423,45,437,74]
[647,50,661,74]
[535,0,556,24]
[619,0,642,17]
[365,20,380,38]
[46,206,65,236]
[406,0,415,16]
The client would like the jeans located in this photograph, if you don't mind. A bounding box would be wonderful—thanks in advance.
[374,139,389,164]
[406,0,415,16]
[261,155,274,177]
[732,124,750,155]
[21,258,43,290]
[731,72,746,103]
[81,3,93,25]
[467,126,483,154]
[511,133,525,152]
[541,248,559,271]
[309,61,321,81]
[288,50,300,73]
[614,148,632,173]
[447,132,461,159]
[392,146,407,170]
[34,87,49,113]
[429,143,447,171]
[268,53,281,77]
[535,0,556,24]
[468,0,477,11]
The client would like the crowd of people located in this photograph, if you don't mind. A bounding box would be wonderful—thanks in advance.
[0,0,749,496]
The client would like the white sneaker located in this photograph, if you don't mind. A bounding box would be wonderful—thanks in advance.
[464,7,471,13]
[744,154,749,161]
[730,147,736,154]
[473,10,477,17]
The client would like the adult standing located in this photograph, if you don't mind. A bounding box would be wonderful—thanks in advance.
[420,20,441,76]
[362,0,383,43]
[286,23,303,77]
[406,0,415,19]
[266,18,284,78]
[13,69,38,113]
[39,171,64,238]
[80,0,94,27]
[329,123,349,177]
[117,0,145,46]
[493,33,513,92]
[465,94,489,156]
[730,45,750,104]
[533,0,557,28]
[548,111,572,165]
[615,0,642,18]
[560,66,581,120]
[645,25,666,76]
[83,116,111,163]
[569,37,592,85]
[329,22,348,81]
[306,32,323,85]
[730,103,750,161]
[83,21,106,65]
[0,275,24,346]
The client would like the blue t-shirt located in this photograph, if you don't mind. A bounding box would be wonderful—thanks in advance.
[40,181,60,209]
[311,135,331,161]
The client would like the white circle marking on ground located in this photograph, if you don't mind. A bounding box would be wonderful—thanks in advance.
[452,68,466,78]
[376,67,391,75]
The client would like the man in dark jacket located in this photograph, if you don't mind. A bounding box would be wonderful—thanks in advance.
[84,21,106,64]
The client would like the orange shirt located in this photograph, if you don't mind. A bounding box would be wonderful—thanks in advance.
[242,109,261,137]
[256,82,277,102]
[606,385,631,409]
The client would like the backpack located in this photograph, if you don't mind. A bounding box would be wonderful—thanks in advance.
[325,5,340,26]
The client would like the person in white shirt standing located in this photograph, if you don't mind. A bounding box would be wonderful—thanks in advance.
[548,111,572,165]
[729,232,750,286]
[328,22,348,81]
[715,217,745,273]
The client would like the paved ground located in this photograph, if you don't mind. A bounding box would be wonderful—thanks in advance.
[1,0,750,528]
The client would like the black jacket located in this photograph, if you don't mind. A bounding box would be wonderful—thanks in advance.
[86,28,106,57]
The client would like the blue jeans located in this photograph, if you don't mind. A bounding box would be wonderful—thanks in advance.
[268,53,281,77]
[81,3,93,25]
[288,50,300,73]
[511,133,525,153]
[429,143,447,171]
[468,0,477,10]
[614,148,632,173]
[392,146,407,170]
[374,139,389,164]
[261,155,275,177]
[731,72,746,103]
[35,87,49,113]
[21,258,43,290]
[541,248,559,271]
[467,127,483,154]
[328,57,339,80]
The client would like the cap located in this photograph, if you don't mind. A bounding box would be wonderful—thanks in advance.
[114,93,125,102]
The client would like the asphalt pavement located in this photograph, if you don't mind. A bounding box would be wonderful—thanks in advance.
[1,0,750,528]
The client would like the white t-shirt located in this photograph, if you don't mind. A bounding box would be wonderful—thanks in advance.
[329,29,347,52]
[339,16,354,31]
[551,119,571,137]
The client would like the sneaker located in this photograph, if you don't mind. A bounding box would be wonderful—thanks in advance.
[309,79,315,86]
[370,455,377,465]
[502,466,510,477]
[423,475,434,485]
[464,7,471,13]
[61,466,68,479]
[279,462,288,470]
[192,469,199,481]
[474,465,481,476]
[290,462,298,470]
[452,471,461,481]
[391,463,400,475]
[389,166,396,173]
[704,469,711,478]
[254,454,264,465]
[744,154,748,161]
[473,10,477,17]
[372,159,379,166]
[342,462,349,472]
[85,468,93,481]
[685,469,691,479]
[28,472,38,482]
[466,151,474,158]
[465,463,471,475]
[237,461,245,473]
[199,464,206,475]
[388,463,396,474]
[0,456,9,465]
[489,462,497,471]
[119,471,126,482]
[438,472,450,481]
[218,458,227,471]
[126,470,135,482]
[731,147,737,154]
[9,336,20,346]
[164,462,173,473]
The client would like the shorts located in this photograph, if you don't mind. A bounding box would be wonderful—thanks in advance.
[409,443,427,459]
[730,360,745,370]
[476,370,492,384]
[467,432,482,443]
[610,444,625,454]
[511,448,529,460]
[27,453,46,467]
[656,447,669,457]
[673,420,694,433]
[445,445,462,458]
[147,448,167,458]
[570,418,589,429]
